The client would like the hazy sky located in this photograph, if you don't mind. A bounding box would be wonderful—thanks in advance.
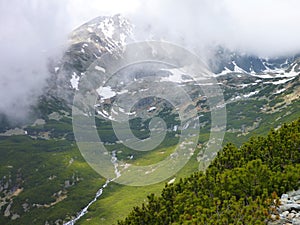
[132,0,300,57]
[1,0,300,121]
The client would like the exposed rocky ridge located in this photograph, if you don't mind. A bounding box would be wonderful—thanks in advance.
[44,14,300,109]
[47,14,132,104]
[209,46,300,75]
[39,14,300,126]
[269,190,300,225]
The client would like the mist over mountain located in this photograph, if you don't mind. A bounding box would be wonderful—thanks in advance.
[0,1,69,120]
[2,0,300,121]
[130,0,300,57]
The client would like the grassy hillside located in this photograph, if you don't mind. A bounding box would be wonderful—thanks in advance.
[0,135,105,225]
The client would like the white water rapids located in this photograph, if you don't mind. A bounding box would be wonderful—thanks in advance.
[63,150,120,225]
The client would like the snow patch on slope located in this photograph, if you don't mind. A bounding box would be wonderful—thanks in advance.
[70,72,79,90]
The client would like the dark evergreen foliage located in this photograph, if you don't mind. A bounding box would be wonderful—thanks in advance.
[118,118,300,225]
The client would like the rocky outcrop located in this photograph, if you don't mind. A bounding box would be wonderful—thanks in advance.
[269,190,300,225]
[48,14,132,104]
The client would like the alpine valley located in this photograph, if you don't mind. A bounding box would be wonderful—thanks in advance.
[1,15,300,225]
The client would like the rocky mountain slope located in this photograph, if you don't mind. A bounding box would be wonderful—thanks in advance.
[48,14,132,103]
[210,46,300,75]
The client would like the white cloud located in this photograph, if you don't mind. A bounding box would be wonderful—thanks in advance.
[66,0,140,28]
[131,0,300,57]
[0,0,70,120]
[0,0,139,120]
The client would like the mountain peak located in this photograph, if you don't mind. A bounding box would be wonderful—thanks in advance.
[48,15,133,102]
[69,14,132,52]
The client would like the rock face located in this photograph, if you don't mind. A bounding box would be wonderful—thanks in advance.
[209,46,300,75]
[269,190,300,225]
[48,14,133,104]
